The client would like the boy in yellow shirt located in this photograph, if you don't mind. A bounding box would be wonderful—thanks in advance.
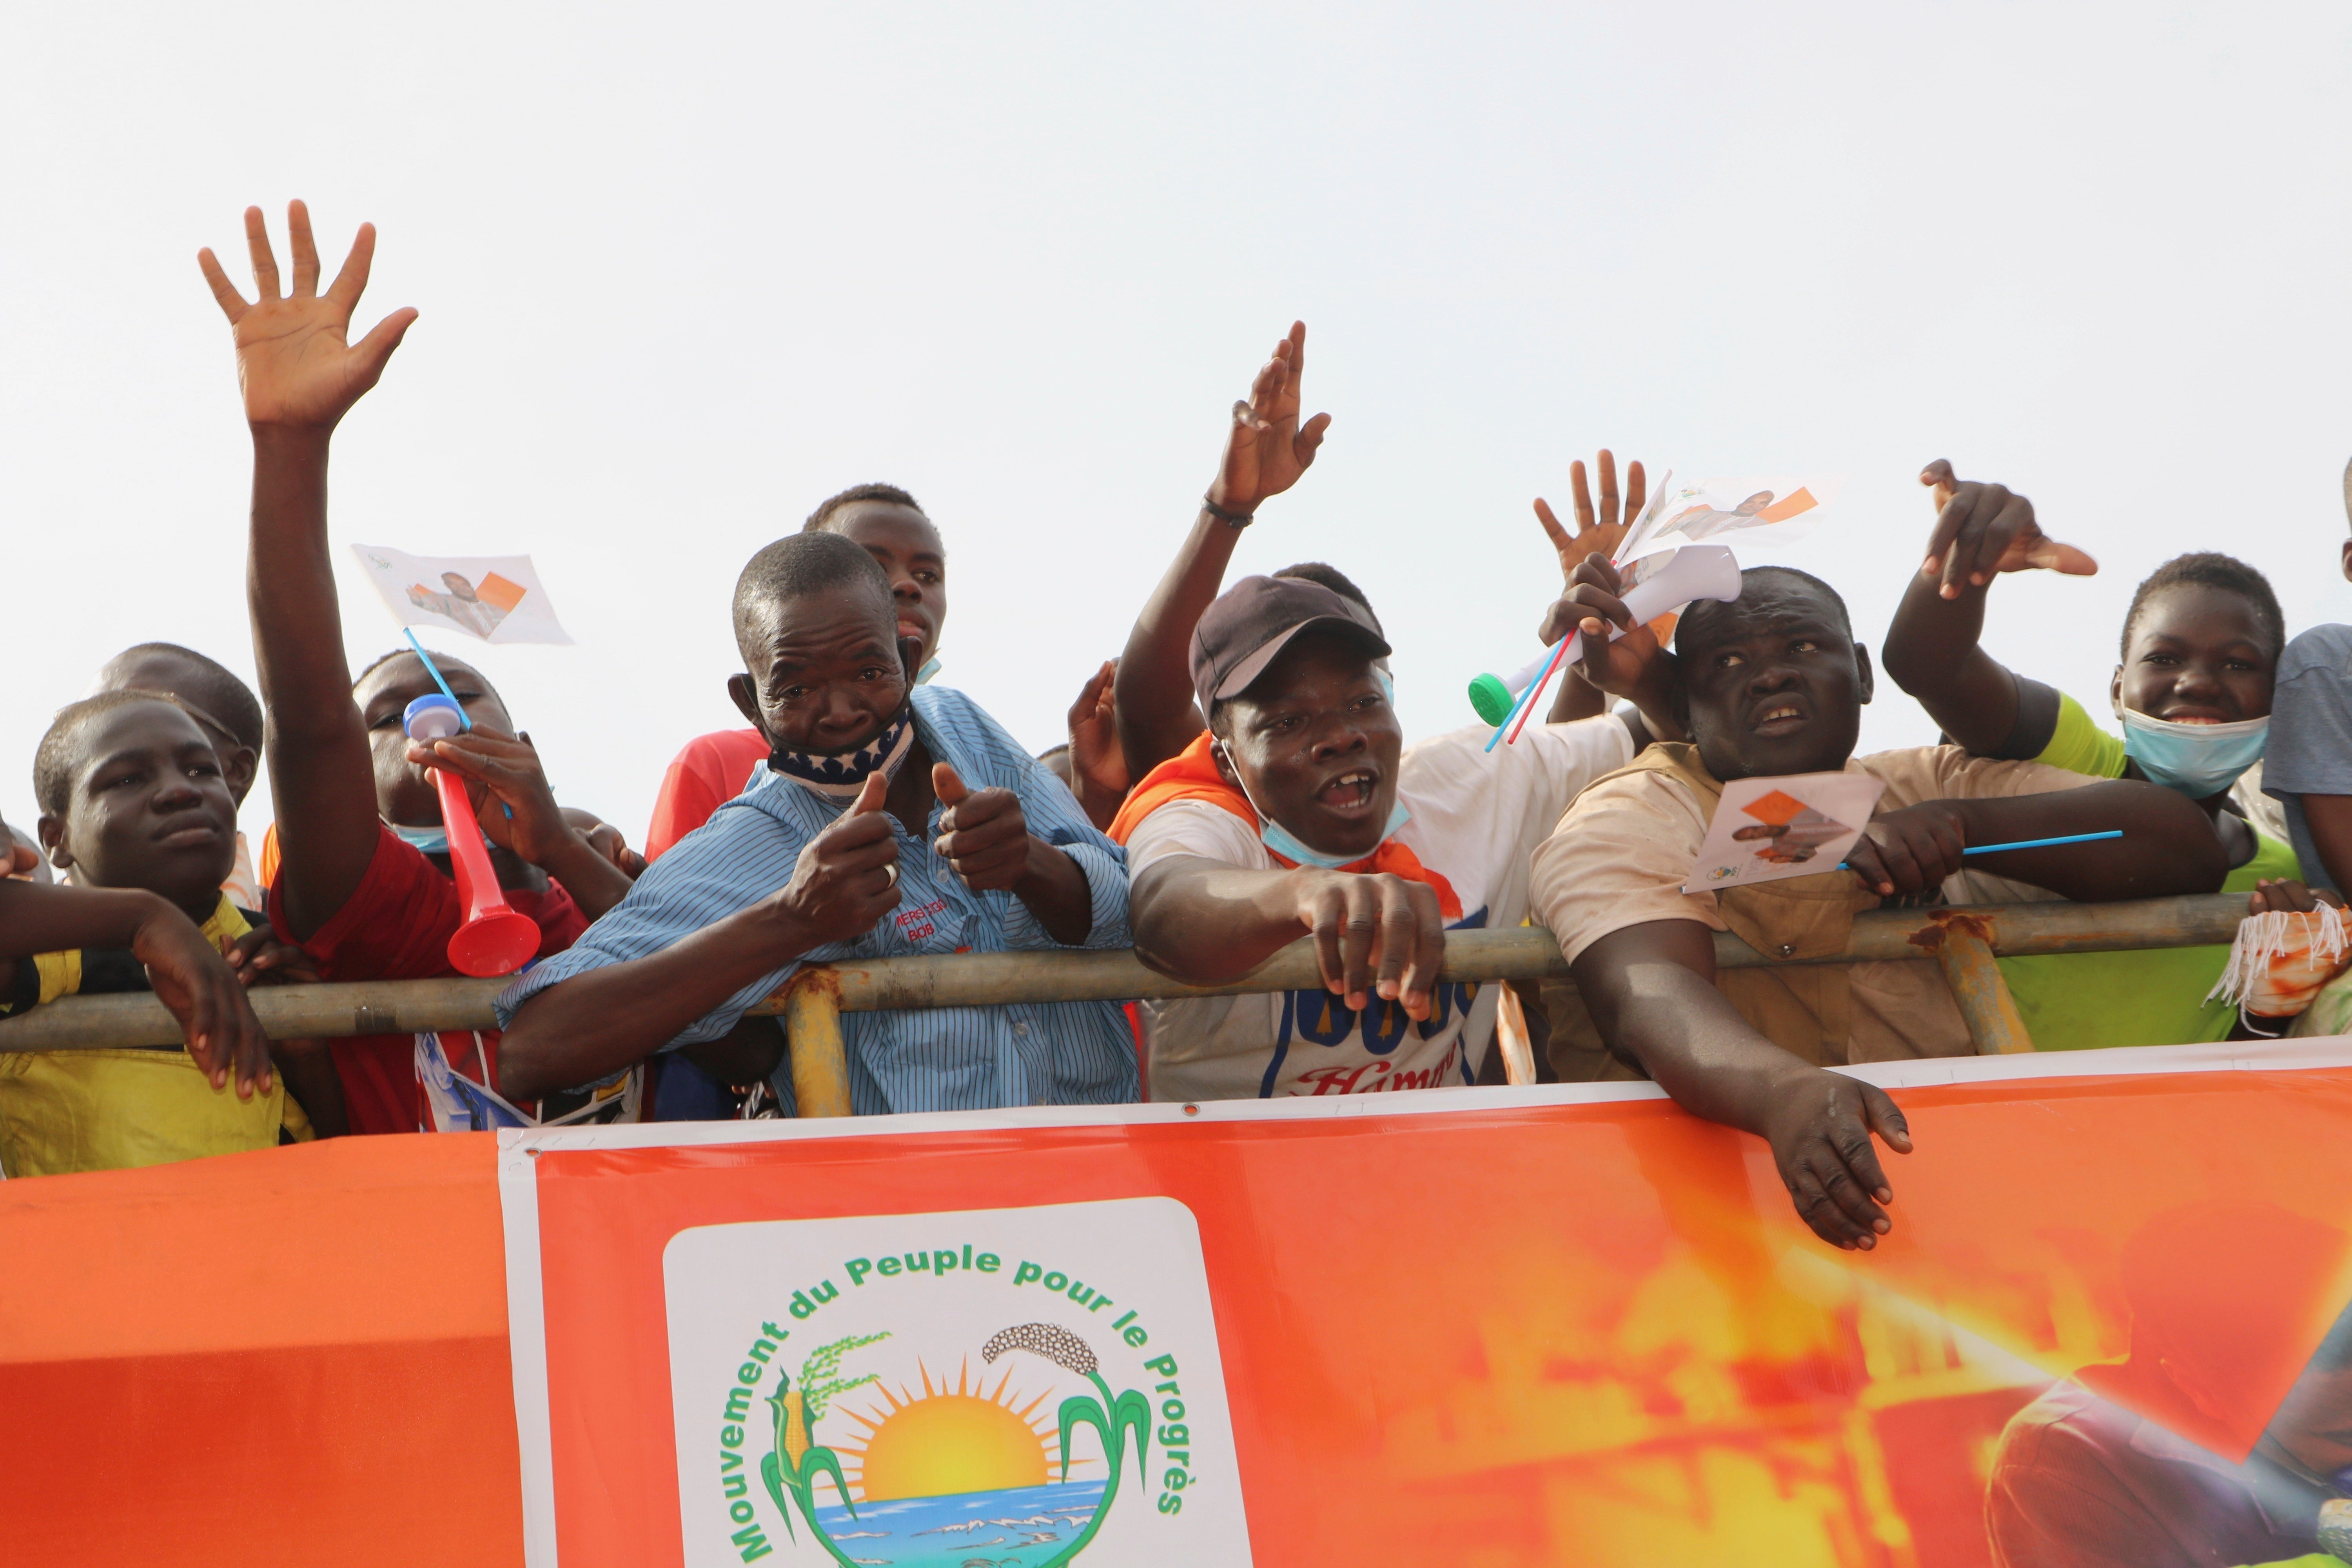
[1880,460,2301,1048]
[0,691,287,1175]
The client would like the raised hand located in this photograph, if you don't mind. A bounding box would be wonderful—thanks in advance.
[1065,659,1130,830]
[132,904,274,1097]
[1761,1069,1912,1250]
[1534,449,1649,578]
[1205,321,1332,519]
[198,201,417,431]
[932,763,1038,892]
[1290,869,1445,1019]
[771,772,901,946]
[1918,459,2098,601]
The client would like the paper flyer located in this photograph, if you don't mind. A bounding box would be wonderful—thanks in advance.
[1684,770,1885,892]
[1619,474,1847,564]
[348,544,574,646]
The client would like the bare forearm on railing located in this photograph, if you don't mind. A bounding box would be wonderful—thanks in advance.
[494,906,819,1103]
[1129,859,1313,985]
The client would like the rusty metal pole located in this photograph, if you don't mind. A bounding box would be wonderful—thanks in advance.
[783,969,855,1117]
[1921,914,2036,1054]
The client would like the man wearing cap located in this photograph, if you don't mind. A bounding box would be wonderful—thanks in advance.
[1112,572,1664,1100]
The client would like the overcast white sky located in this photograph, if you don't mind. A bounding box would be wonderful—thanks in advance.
[3,4,2349,846]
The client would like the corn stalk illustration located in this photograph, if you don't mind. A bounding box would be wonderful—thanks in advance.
[760,1331,889,1565]
[981,1323,1152,1567]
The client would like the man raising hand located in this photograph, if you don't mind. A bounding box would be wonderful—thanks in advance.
[205,203,640,1134]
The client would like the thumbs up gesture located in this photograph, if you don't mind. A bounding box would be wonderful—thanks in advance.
[773,771,902,946]
[931,762,1035,892]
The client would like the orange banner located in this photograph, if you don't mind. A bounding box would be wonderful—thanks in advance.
[503,1042,2352,1568]
[7,1043,2352,1567]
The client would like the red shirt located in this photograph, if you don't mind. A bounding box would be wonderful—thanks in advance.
[644,728,769,860]
[270,826,589,1136]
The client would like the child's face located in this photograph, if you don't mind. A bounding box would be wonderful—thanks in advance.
[42,700,238,913]
[2113,584,2276,724]
[355,653,517,826]
[729,585,909,757]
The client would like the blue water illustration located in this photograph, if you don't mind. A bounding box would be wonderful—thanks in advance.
[809,1479,1109,1568]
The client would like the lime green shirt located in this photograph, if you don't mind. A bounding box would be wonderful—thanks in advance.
[1995,694,2298,1050]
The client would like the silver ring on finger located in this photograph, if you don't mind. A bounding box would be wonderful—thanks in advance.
[882,863,898,888]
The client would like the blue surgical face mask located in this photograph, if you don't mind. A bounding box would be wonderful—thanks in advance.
[1260,800,1412,869]
[2118,707,2269,799]
[1214,740,1411,869]
[390,821,452,855]
[390,820,500,855]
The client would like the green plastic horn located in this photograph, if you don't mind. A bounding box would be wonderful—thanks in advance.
[1467,672,1516,726]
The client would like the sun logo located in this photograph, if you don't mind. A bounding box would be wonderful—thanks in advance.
[833,1356,1065,1501]
[759,1322,1149,1566]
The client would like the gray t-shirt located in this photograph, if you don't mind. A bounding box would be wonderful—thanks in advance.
[2261,621,2352,893]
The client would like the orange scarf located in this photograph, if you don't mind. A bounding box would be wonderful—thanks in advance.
[1107,732,1461,920]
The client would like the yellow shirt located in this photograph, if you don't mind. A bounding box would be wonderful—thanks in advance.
[0,894,289,1178]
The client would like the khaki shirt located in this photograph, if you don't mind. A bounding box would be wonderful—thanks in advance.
[1530,743,2096,1078]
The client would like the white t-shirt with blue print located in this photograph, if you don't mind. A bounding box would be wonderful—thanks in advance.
[1125,715,1635,1101]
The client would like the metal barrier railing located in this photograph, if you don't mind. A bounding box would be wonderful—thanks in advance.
[0,893,2254,1115]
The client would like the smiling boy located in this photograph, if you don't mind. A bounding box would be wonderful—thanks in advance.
[1534,561,2227,1250]
[1879,461,2301,1048]
[494,530,1136,1114]
[0,692,283,1175]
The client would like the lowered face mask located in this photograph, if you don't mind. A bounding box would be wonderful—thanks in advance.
[389,820,487,856]
[1261,800,1412,869]
[2118,707,2269,799]
[768,702,918,803]
[1216,740,1411,870]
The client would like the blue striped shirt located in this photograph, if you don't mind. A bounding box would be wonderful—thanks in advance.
[495,686,1138,1114]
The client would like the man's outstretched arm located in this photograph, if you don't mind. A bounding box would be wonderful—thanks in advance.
[1131,856,1443,1020]
[1572,919,1913,1251]
[201,202,416,940]
[1114,321,1330,779]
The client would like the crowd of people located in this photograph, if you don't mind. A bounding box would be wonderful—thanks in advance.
[7,201,2352,1263]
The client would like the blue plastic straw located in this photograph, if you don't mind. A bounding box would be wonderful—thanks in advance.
[1962,829,2123,856]
[1839,828,2120,871]
[403,628,471,731]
